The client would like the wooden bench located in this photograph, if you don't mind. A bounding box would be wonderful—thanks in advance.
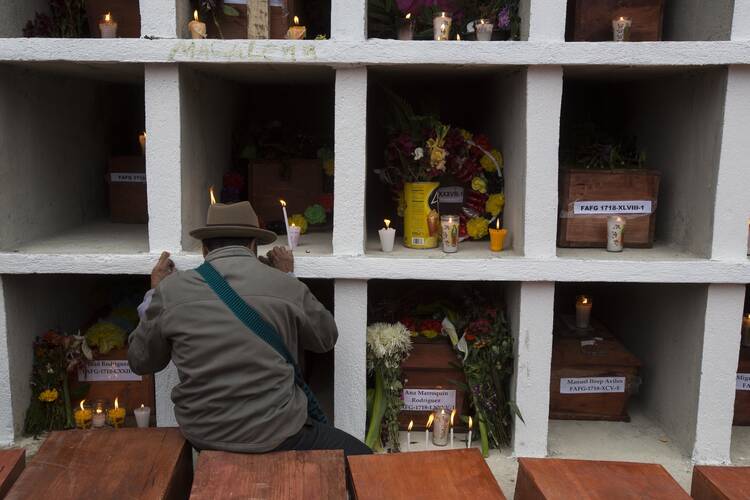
[0,449,24,498]
[190,449,346,500]
[347,449,506,500]
[691,465,750,500]
[515,458,690,499]
[6,428,192,500]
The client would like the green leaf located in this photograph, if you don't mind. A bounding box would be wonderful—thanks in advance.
[223,5,240,16]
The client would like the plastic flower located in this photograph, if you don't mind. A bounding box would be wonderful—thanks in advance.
[485,193,505,216]
[366,322,412,362]
[85,322,126,355]
[481,149,504,173]
[467,217,490,240]
[323,159,335,177]
[413,147,424,160]
[427,124,450,172]
[471,176,488,194]
[289,214,308,234]
[38,389,58,403]
[497,6,511,30]
[304,204,327,225]
[419,319,443,339]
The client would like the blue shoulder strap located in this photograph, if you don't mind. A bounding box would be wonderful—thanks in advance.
[196,261,328,424]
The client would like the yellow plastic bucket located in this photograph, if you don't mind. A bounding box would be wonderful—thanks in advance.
[403,182,440,249]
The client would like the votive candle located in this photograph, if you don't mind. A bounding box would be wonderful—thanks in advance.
[99,12,118,38]
[612,16,632,42]
[288,224,301,250]
[188,10,207,39]
[379,219,396,252]
[134,404,151,428]
[607,215,626,252]
[74,400,92,429]
[432,408,450,446]
[475,18,493,41]
[489,219,507,252]
[440,215,459,253]
[433,12,452,40]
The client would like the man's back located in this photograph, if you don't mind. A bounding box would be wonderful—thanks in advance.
[128,245,338,453]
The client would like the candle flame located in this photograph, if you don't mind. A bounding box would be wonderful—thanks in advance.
[456,34,461,40]
[293,16,300,26]
[141,403,145,409]
[496,219,500,229]
[746,313,750,320]
[405,13,411,20]
[280,199,287,207]
[468,416,473,430]
[384,219,391,229]
[114,397,119,409]
[80,399,85,411]
[291,223,297,228]
[96,408,103,414]
[426,414,434,429]
[619,16,625,21]
[408,420,413,431]
[193,10,199,22]
[104,12,112,22]
[209,186,217,205]
[450,408,456,426]
[440,23,446,34]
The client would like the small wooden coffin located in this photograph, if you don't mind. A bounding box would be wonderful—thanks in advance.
[6,429,192,500]
[550,318,641,421]
[691,465,750,500]
[733,346,750,425]
[566,0,665,42]
[348,449,506,500]
[108,156,148,224]
[515,458,689,500]
[191,450,346,500]
[0,449,25,498]
[86,0,141,38]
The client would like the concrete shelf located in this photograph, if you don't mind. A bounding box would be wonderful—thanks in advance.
[8,221,148,255]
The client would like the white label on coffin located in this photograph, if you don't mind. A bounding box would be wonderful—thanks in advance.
[78,360,142,382]
[737,373,750,391]
[110,173,146,183]
[560,377,626,394]
[437,186,464,204]
[573,200,652,215]
[402,389,456,411]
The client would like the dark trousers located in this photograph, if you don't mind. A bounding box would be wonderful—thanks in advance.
[274,419,373,457]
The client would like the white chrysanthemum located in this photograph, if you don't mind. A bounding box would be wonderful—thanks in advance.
[413,147,424,160]
[367,322,412,360]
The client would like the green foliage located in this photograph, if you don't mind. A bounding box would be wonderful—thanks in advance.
[85,322,126,355]
[23,0,88,38]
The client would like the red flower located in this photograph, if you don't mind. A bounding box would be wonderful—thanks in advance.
[319,193,334,212]
[466,319,492,337]
[419,319,442,333]
[400,317,417,333]
[474,134,491,151]
[465,334,477,342]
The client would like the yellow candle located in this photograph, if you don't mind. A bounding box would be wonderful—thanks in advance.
[74,400,93,429]
[489,219,507,252]
[108,397,126,429]
[286,16,306,40]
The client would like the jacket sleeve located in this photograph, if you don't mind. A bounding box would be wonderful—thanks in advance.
[298,285,338,353]
[128,286,172,375]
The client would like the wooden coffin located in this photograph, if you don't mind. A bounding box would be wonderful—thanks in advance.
[566,0,665,42]
[558,168,660,248]
[550,319,641,421]
[0,449,25,498]
[70,346,155,420]
[86,0,141,38]
[691,465,750,500]
[399,337,467,430]
[206,0,304,39]
[734,346,750,425]
[108,156,148,224]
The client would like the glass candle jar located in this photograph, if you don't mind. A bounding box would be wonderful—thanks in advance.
[92,399,108,428]
[433,12,452,40]
[432,408,450,446]
[441,215,459,253]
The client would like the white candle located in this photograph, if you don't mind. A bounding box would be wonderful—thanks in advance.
[379,219,396,252]
[433,12,452,40]
[280,200,292,248]
[92,408,106,428]
[134,404,151,428]
[742,314,750,347]
[425,413,434,450]
[288,224,301,250]
[188,10,207,39]
[99,12,118,38]
[407,419,413,451]
[449,408,456,448]
[441,215,459,253]
[398,13,414,40]
[467,416,473,448]
[576,295,593,329]
[475,18,493,41]
[612,16,632,42]
[607,215,626,252]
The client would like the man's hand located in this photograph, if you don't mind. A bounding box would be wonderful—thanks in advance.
[151,251,175,289]
[266,246,294,273]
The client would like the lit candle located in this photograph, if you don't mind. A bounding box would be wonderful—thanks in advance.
[576,295,593,329]
[425,413,434,449]
[475,18,493,41]
[134,404,151,428]
[74,400,92,429]
[440,215,459,253]
[742,313,750,347]
[107,397,126,429]
[138,131,147,155]
[398,13,414,41]
[209,186,217,205]
[288,223,301,250]
[612,16,632,42]
[489,218,507,252]
[92,403,106,428]
[99,12,118,38]
[407,419,413,451]
[449,408,456,448]
[189,10,207,39]
[280,199,292,248]
[433,12,452,40]
[467,416,473,448]
[432,408,450,446]
[286,16,306,40]
[455,33,461,41]
[607,215,626,252]
[379,219,396,252]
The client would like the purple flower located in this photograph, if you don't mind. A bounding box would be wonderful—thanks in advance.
[497,6,511,30]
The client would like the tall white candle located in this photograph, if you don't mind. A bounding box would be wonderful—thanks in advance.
[280,199,291,248]
[425,413,434,450]
[134,404,151,428]
[379,219,396,252]
[407,420,413,452]
[449,408,456,448]
[576,295,593,329]
[467,416,473,448]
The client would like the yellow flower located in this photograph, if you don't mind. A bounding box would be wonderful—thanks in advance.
[421,329,439,339]
[459,129,473,141]
[38,389,58,403]
[323,159,334,177]
[289,214,308,234]
[486,193,505,217]
[471,176,487,194]
[466,217,489,240]
[427,124,450,171]
[481,149,504,173]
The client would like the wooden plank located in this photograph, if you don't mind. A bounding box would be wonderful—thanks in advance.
[247,0,270,39]
[348,449,506,500]
[190,450,345,500]
[7,428,192,500]
[691,466,750,500]
[515,458,690,500]
[0,449,25,499]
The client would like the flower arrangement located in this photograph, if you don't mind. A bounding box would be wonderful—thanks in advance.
[365,322,413,451]
[23,0,88,38]
[85,322,126,355]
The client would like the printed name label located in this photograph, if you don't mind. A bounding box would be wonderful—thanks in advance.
[110,172,146,183]
[573,200,652,215]
[402,388,456,411]
[78,360,142,382]
[737,373,750,391]
[560,377,626,394]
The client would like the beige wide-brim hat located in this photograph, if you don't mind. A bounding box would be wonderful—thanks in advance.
[190,201,277,245]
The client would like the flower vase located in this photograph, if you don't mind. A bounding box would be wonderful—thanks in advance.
[403,182,440,249]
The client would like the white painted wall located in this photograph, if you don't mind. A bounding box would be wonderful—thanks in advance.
[140,0,180,39]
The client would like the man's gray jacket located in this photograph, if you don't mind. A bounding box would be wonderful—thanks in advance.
[128,245,338,452]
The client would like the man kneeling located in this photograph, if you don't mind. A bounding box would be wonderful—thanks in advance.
[128,200,371,457]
